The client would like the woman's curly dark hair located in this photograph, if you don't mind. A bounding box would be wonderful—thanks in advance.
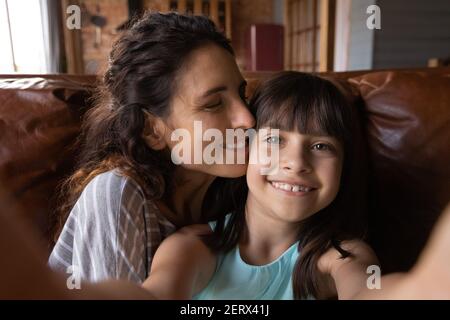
[51,12,234,243]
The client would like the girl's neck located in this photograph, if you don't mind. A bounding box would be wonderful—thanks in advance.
[157,166,215,227]
[239,194,301,266]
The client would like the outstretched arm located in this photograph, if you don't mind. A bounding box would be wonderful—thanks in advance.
[319,203,450,300]
[0,186,154,299]
[0,186,213,300]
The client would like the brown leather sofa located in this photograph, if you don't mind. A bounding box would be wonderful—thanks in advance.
[1,68,449,274]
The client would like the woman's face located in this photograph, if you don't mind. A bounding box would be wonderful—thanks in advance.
[159,44,255,178]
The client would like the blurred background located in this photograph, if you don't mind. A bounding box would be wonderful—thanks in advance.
[1,0,449,75]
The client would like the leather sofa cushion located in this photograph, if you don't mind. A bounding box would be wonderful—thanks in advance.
[0,76,95,249]
[349,69,450,272]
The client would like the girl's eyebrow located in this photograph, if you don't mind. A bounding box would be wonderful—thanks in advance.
[303,134,337,142]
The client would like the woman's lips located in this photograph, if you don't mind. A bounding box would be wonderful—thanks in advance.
[220,137,249,150]
[221,141,247,150]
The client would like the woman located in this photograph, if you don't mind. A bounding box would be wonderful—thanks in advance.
[49,12,254,283]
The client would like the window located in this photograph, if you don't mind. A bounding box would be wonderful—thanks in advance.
[284,0,335,72]
[0,0,48,74]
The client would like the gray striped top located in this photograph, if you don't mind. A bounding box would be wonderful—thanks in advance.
[48,170,176,283]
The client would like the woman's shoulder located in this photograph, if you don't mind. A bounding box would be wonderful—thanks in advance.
[72,169,151,224]
[81,169,146,204]
[84,169,144,194]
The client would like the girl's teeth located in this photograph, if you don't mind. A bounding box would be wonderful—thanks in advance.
[271,182,312,192]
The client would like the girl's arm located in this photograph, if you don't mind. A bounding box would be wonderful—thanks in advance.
[141,225,217,299]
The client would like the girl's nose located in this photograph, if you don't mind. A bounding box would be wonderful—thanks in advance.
[281,148,312,174]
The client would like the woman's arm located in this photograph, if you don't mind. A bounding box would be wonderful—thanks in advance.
[317,240,379,299]
[319,203,450,299]
[141,225,217,299]
[318,240,414,300]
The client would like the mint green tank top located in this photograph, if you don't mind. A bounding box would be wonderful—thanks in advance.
[193,216,300,300]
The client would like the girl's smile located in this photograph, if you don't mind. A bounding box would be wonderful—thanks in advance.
[267,179,318,196]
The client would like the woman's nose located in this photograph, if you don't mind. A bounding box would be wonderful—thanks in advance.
[229,98,255,129]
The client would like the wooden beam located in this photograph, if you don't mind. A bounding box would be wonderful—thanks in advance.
[319,0,336,72]
[225,0,232,39]
[143,0,170,12]
[161,0,170,12]
[283,0,291,70]
[293,0,299,70]
[194,0,202,14]
[61,0,84,74]
[178,0,187,13]
[312,0,317,72]
[210,0,219,26]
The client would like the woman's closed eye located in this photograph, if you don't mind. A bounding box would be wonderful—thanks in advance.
[203,100,223,111]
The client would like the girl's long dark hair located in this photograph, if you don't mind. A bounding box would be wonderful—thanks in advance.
[50,12,235,243]
[203,72,368,299]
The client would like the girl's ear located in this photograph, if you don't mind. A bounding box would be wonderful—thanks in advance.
[142,111,167,151]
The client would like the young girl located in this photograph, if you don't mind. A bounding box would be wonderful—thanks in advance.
[139,71,380,300]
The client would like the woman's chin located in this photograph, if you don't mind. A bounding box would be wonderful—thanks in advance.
[207,163,248,178]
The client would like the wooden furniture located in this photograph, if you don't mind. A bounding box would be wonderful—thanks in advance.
[283,0,335,72]
[155,0,232,39]
[245,24,284,71]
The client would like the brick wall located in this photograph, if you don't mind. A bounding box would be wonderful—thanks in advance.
[81,0,128,74]
[79,0,276,74]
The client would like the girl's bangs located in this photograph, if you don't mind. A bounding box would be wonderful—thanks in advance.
[254,87,350,143]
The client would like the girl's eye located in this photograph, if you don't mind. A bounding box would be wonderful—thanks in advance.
[266,136,281,144]
[312,143,331,151]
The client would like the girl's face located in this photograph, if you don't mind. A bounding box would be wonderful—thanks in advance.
[158,44,255,178]
[246,128,344,223]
